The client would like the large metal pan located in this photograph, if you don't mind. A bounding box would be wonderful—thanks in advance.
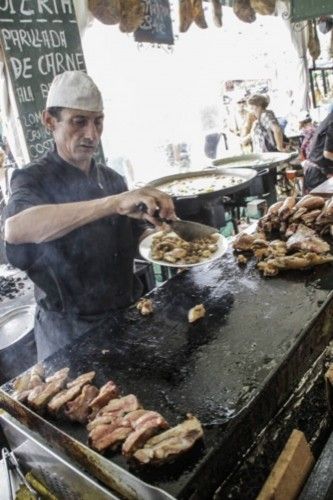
[147,167,257,202]
[212,152,297,171]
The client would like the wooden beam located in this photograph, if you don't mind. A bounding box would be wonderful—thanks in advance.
[257,429,314,500]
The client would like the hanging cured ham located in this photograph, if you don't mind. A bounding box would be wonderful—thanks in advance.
[119,0,145,33]
[250,0,276,15]
[233,0,256,23]
[88,0,121,25]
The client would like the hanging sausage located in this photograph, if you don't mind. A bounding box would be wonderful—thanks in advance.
[88,0,121,25]
[211,0,223,27]
[250,0,276,16]
[179,0,193,33]
[307,19,321,61]
[233,0,256,23]
[193,0,208,29]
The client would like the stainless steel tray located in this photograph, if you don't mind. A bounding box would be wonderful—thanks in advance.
[0,305,35,350]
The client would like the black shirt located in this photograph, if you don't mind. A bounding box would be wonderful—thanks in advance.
[4,148,146,315]
[309,111,333,172]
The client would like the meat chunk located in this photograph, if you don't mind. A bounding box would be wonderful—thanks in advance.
[136,298,154,316]
[88,409,149,432]
[27,378,67,411]
[48,384,85,414]
[88,380,119,418]
[98,394,140,416]
[258,252,333,276]
[237,254,248,265]
[188,304,206,323]
[122,411,169,456]
[45,367,70,384]
[286,225,330,254]
[232,232,256,251]
[65,385,99,424]
[13,363,45,401]
[295,195,325,211]
[87,411,125,432]
[89,423,132,452]
[278,196,296,220]
[67,371,95,388]
[133,415,203,464]
[48,371,96,414]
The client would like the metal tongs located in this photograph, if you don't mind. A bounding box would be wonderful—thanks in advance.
[2,447,40,499]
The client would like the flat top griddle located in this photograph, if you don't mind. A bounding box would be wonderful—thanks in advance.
[2,249,333,498]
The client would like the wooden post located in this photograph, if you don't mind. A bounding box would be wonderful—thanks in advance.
[257,429,314,500]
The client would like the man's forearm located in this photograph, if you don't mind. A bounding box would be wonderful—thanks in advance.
[5,196,119,244]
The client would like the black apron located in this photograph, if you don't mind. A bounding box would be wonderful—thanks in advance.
[34,306,120,361]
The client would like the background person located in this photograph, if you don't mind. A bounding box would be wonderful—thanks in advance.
[3,71,175,361]
[303,109,333,192]
[298,112,317,162]
[227,95,255,153]
[242,94,287,153]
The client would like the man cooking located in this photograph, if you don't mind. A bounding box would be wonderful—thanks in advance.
[4,71,175,361]
[303,109,333,192]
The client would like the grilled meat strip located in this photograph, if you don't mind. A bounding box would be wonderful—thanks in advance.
[48,371,96,414]
[97,394,140,416]
[88,380,119,418]
[27,377,67,411]
[65,385,99,424]
[87,409,148,432]
[89,422,132,452]
[13,363,45,401]
[133,415,203,464]
[45,367,70,384]
[122,411,169,456]
[67,371,95,388]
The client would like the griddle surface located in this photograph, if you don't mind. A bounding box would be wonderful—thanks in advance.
[3,249,333,497]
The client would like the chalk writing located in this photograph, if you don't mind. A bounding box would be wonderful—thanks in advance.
[0,0,87,160]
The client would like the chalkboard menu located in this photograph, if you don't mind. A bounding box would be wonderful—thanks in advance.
[0,0,86,161]
[135,0,174,45]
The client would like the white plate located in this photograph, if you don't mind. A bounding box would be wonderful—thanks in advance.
[139,232,229,268]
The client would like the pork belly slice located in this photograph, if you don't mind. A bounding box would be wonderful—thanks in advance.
[133,415,203,464]
[89,423,132,452]
[98,394,140,416]
[87,409,149,432]
[13,363,45,401]
[47,372,95,414]
[88,380,119,418]
[27,379,67,410]
[121,409,150,427]
[45,367,70,384]
[122,411,169,456]
[86,411,125,432]
[65,385,99,424]
[66,371,95,388]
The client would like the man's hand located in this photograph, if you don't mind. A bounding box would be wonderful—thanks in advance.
[114,187,176,226]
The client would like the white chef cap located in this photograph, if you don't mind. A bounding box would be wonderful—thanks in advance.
[46,71,103,112]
